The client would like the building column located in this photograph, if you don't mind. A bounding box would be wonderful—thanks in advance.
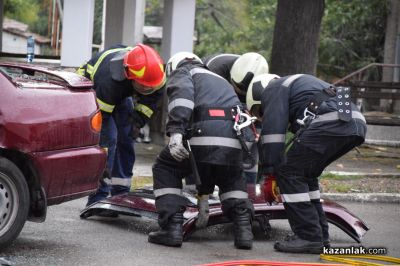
[60,0,94,67]
[161,0,196,61]
[104,0,145,49]
[122,0,145,45]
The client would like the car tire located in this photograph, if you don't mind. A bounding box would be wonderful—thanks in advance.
[0,157,29,249]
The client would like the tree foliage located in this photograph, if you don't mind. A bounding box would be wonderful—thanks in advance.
[93,0,103,45]
[3,0,388,80]
[318,0,388,80]
[194,0,276,59]
[4,0,39,26]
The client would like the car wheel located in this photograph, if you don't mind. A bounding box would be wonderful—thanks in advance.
[0,157,29,249]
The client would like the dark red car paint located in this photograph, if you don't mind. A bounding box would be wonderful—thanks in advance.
[0,62,106,207]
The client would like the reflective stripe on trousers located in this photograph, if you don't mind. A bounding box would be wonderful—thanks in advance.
[281,190,320,203]
[219,190,248,201]
[104,177,132,188]
[154,188,182,198]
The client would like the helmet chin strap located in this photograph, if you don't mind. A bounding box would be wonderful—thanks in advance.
[232,83,246,96]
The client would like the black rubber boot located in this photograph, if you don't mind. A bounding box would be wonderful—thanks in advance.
[148,213,183,247]
[233,208,253,250]
[323,238,331,248]
[274,234,323,254]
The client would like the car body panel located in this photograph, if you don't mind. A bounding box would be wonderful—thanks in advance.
[29,146,106,204]
[81,185,369,243]
[0,64,99,152]
[0,62,106,206]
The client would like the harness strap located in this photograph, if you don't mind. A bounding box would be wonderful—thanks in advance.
[307,86,336,114]
[336,86,352,122]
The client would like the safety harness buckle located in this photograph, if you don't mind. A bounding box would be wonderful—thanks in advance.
[296,107,316,126]
[233,105,257,134]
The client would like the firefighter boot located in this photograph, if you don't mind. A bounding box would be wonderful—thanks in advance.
[148,212,183,247]
[274,234,323,254]
[233,208,253,250]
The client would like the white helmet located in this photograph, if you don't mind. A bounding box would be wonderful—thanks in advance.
[246,73,280,116]
[166,52,202,77]
[230,52,269,93]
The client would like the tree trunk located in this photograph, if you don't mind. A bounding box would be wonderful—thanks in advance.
[382,0,400,82]
[270,0,325,76]
[381,0,400,113]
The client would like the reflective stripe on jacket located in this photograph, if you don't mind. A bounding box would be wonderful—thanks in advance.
[166,62,244,166]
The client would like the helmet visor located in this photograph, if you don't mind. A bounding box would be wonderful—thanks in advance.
[132,78,165,95]
[133,82,157,95]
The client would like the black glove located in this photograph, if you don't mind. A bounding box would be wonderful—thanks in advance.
[130,123,141,139]
[99,167,111,187]
[128,111,145,139]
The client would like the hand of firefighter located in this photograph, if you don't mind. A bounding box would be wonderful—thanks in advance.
[168,133,189,161]
[195,194,209,228]
[262,174,281,204]
[128,111,145,139]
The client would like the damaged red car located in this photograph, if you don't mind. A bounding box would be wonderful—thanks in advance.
[0,62,106,248]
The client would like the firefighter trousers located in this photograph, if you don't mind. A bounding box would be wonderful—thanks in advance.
[152,146,253,228]
[276,135,364,242]
[87,97,135,206]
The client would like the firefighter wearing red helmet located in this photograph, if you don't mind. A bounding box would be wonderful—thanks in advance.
[77,44,166,214]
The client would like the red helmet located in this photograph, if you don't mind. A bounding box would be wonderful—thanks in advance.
[123,44,166,88]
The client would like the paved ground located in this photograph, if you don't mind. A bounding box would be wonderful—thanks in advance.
[0,199,398,266]
[0,142,398,265]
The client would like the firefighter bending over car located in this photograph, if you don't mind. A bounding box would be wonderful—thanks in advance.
[246,73,367,253]
[77,44,166,215]
[202,52,269,184]
[148,52,254,249]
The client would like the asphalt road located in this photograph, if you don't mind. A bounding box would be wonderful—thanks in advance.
[0,199,399,266]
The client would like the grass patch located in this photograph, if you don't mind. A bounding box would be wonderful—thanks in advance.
[131,176,153,190]
[321,173,363,180]
[331,183,352,193]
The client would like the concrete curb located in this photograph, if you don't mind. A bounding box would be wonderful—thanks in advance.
[325,171,400,178]
[322,193,400,203]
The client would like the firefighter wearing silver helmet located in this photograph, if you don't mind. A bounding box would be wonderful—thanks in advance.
[246,73,367,254]
[203,52,269,102]
[148,51,254,250]
[202,52,269,184]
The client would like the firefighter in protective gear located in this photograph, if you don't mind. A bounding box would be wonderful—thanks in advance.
[246,73,367,254]
[202,52,268,185]
[77,44,166,211]
[148,52,254,249]
[203,52,269,102]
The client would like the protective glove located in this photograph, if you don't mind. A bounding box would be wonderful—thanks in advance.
[195,194,209,228]
[100,167,112,186]
[130,123,142,139]
[128,111,145,139]
[168,133,189,161]
[262,174,281,204]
